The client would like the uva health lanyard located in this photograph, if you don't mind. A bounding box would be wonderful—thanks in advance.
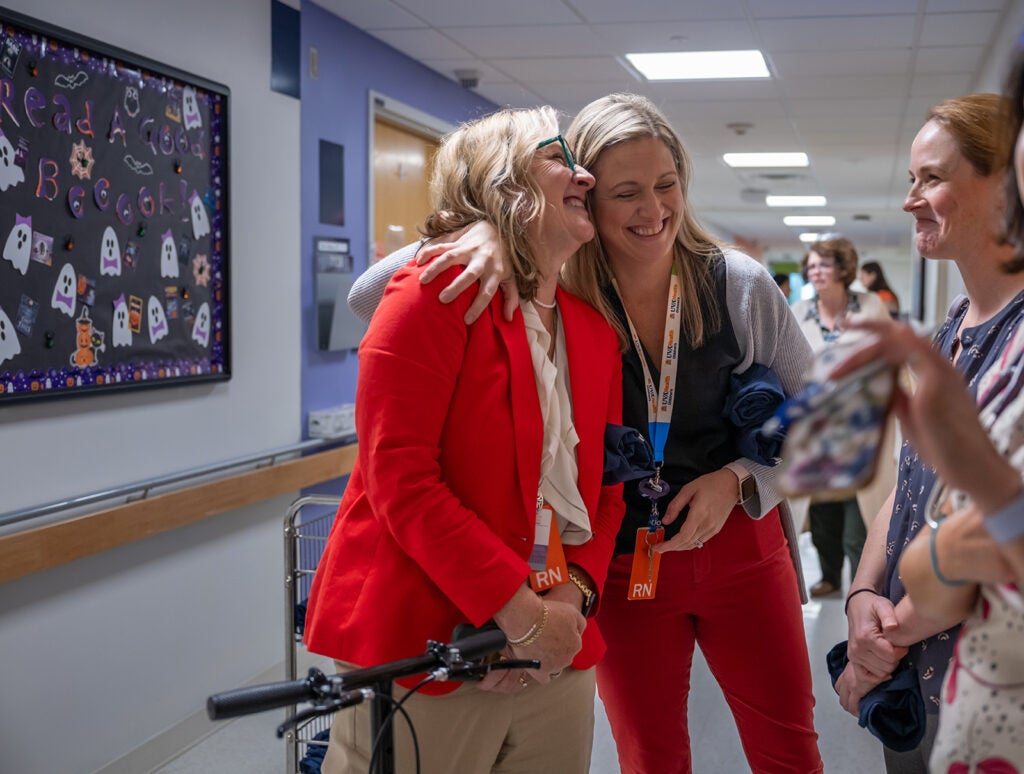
[612,267,683,532]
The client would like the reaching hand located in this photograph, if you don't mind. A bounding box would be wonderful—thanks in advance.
[654,468,737,553]
[415,221,518,323]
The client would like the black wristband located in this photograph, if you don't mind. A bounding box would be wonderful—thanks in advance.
[844,587,879,616]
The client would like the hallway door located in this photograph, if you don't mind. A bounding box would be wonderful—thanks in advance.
[372,118,438,261]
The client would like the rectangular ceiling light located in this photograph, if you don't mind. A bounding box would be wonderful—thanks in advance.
[798,232,821,242]
[626,50,770,81]
[784,215,836,227]
[723,152,809,168]
[766,195,827,207]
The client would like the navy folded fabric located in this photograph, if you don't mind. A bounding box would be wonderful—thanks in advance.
[722,363,786,465]
[299,728,331,773]
[826,640,926,753]
[602,424,655,485]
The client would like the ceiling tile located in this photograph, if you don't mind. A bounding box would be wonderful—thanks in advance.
[770,49,913,78]
[570,0,746,23]
[914,46,987,74]
[779,74,911,100]
[756,16,918,51]
[441,24,611,58]
[388,0,581,27]
[366,28,474,59]
[485,57,631,83]
[747,0,919,17]
[590,20,758,52]
[919,12,1002,47]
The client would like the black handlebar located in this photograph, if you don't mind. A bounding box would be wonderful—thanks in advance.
[206,628,510,721]
[207,670,323,720]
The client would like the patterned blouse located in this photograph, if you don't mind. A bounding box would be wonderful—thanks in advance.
[884,290,1024,712]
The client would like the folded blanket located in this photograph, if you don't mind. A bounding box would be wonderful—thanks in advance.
[723,363,786,465]
[602,424,655,485]
[826,640,926,753]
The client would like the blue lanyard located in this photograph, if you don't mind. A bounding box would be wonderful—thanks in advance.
[613,269,682,528]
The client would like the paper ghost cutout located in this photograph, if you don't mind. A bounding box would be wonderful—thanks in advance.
[99,226,122,276]
[124,85,140,118]
[182,86,202,130]
[189,190,210,239]
[0,128,24,192]
[160,229,179,278]
[147,296,169,343]
[0,305,21,366]
[3,214,31,275]
[191,302,211,348]
[51,263,77,317]
[112,294,132,348]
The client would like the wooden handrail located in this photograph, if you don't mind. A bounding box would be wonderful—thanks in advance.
[0,444,357,584]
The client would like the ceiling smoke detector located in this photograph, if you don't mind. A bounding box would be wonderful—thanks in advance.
[726,122,754,136]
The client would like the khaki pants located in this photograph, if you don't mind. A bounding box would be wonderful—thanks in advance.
[322,662,596,774]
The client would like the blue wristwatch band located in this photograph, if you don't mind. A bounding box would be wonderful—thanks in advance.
[984,490,1024,544]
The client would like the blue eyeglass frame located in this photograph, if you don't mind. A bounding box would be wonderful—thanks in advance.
[536,135,576,168]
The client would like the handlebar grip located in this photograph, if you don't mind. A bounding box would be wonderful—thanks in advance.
[207,677,318,720]
[447,627,507,662]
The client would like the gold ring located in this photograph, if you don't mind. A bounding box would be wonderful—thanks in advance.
[518,674,529,688]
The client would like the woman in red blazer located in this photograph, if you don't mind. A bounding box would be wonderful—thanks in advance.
[303,106,625,774]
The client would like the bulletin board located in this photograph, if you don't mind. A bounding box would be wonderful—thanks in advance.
[0,8,230,403]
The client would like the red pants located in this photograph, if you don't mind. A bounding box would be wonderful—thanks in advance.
[596,505,822,774]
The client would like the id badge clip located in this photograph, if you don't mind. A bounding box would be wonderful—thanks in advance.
[528,504,568,592]
[628,527,664,600]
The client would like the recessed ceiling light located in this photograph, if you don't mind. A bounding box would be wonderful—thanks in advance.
[784,215,836,227]
[723,152,809,168]
[766,195,827,207]
[798,232,821,242]
[625,50,770,81]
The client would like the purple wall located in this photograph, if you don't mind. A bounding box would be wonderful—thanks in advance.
[299,3,495,491]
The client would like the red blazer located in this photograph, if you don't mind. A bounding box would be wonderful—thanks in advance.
[304,263,624,693]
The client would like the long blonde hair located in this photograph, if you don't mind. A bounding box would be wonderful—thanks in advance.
[561,93,722,348]
[421,106,562,301]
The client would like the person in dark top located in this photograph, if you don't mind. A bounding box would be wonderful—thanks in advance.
[860,260,901,318]
[836,92,1024,774]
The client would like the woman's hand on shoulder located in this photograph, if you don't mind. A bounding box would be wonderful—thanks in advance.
[415,221,519,324]
[653,468,737,553]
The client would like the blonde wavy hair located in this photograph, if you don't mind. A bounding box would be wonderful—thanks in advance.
[420,106,562,301]
[561,93,722,349]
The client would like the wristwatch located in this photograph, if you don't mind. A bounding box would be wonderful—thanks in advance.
[737,470,756,503]
[567,570,596,617]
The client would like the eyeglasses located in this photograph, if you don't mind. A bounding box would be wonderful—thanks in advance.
[536,135,576,169]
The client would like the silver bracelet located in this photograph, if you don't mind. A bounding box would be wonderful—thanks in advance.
[984,490,1024,544]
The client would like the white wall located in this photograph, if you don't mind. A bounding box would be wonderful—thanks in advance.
[0,1,302,771]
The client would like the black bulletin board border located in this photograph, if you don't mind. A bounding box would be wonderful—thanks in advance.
[0,7,231,404]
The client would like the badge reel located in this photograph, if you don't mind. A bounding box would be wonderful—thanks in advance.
[629,465,667,601]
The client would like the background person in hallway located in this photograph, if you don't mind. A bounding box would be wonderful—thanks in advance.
[351,93,822,774]
[791,236,895,599]
[773,271,792,300]
[836,92,1024,774]
[859,260,901,319]
[303,106,625,774]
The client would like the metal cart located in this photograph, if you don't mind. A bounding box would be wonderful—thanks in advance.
[283,494,342,774]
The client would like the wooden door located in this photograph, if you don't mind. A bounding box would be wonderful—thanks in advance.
[373,119,438,261]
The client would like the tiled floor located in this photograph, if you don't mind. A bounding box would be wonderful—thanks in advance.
[158,532,885,773]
